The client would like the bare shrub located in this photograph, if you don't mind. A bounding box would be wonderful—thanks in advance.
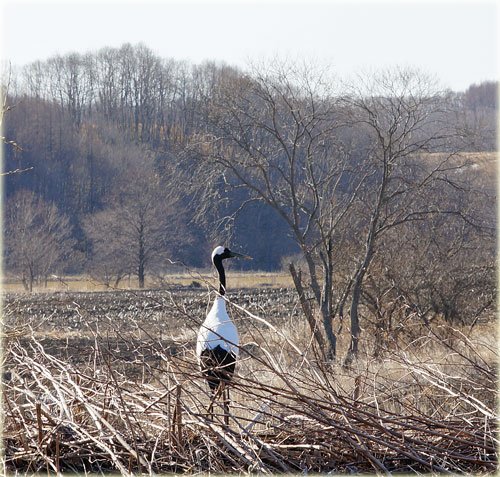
[4,190,78,292]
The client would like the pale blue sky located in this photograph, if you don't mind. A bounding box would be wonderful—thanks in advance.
[2,0,498,91]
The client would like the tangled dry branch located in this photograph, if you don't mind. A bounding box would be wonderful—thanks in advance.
[2,289,497,474]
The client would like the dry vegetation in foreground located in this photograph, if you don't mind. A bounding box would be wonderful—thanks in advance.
[2,286,498,474]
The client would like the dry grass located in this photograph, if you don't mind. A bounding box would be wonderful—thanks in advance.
[420,151,497,181]
[421,150,497,165]
[2,287,497,474]
[2,272,293,294]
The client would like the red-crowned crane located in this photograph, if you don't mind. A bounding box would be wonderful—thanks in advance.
[196,246,250,424]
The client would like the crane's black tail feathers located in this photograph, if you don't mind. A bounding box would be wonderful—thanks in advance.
[199,345,236,392]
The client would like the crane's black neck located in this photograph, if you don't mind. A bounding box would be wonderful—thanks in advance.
[213,255,226,295]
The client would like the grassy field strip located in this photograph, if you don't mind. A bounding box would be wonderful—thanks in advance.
[2,272,294,293]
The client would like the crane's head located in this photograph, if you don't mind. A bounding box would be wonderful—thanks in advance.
[211,246,252,263]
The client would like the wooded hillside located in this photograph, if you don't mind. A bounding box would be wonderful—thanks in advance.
[2,45,496,336]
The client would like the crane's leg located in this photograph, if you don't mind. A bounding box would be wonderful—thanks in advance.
[223,385,230,426]
[207,382,224,420]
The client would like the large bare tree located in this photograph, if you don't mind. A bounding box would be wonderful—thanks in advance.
[195,63,472,362]
[193,62,367,358]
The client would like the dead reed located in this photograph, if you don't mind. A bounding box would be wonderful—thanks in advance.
[2,288,497,474]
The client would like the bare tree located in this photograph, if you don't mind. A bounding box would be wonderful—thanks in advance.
[195,63,473,363]
[193,61,367,359]
[83,165,181,288]
[362,148,496,357]
[454,81,498,152]
[4,190,76,291]
[339,68,471,364]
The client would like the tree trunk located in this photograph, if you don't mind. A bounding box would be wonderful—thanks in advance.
[138,223,145,289]
[320,240,336,360]
[344,153,390,366]
[344,271,364,366]
[289,263,331,359]
[322,311,337,360]
[299,245,337,359]
[138,261,145,289]
[28,269,34,293]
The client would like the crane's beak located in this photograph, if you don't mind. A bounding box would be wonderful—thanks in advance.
[229,251,252,260]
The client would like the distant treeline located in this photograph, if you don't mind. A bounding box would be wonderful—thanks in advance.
[2,44,497,290]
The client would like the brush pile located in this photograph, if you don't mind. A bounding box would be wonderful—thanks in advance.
[2,289,497,474]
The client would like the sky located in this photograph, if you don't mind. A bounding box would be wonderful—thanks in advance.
[1,0,498,92]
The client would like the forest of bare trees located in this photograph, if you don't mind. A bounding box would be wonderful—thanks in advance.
[2,44,497,359]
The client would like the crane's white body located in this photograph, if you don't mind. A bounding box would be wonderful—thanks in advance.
[196,296,239,360]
